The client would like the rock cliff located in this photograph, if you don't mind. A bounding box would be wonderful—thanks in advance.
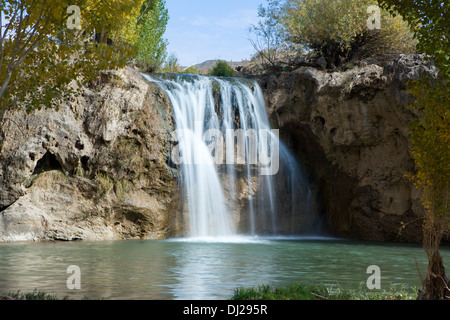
[0,54,437,243]
[0,67,180,241]
[258,54,437,242]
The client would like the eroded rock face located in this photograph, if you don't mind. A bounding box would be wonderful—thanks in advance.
[258,54,437,242]
[0,54,437,243]
[0,67,181,241]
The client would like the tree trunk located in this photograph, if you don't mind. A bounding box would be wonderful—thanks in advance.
[418,250,450,300]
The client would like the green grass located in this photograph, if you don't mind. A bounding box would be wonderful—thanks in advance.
[231,282,418,300]
[2,289,69,300]
[231,283,327,300]
[1,289,96,300]
[2,283,418,300]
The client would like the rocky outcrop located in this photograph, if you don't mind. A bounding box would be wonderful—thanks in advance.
[0,54,438,243]
[258,54,437,242]
[0,67,180,241]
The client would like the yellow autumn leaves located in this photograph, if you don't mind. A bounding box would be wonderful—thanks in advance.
[81,0,144,44]
[0,0,151,115]
[408,78,450,222]
[281,0,415,64]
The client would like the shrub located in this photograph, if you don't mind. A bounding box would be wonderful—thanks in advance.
[182,66,201,75]
[95,171,114,195]
[208,60,236,77]
[252,0,416,69]
[289,0,416,66]
[248,1,297,71]
[161,53,183,73]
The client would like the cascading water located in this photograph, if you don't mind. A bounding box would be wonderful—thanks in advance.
[142,73,317,239]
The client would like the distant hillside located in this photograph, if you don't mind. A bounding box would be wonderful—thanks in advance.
[188,59,247,74]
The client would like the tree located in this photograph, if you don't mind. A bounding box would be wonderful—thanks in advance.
[408,76,449,300]
[377,0,449,300]
[160,53,182,73]
[377,0,449,78]
[0,0,143,122]
[208,60,236,77]
[252,0,416,68]
[134,0,169,72]
[248,0,297,71]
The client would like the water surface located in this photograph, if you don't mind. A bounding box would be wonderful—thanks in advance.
[1,237,447,300]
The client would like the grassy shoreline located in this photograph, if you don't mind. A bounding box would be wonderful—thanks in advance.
[2,283,419,300]
[0,289,89,300]
[230,283,419,300]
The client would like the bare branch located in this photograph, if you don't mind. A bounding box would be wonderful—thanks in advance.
[13,1,49,68]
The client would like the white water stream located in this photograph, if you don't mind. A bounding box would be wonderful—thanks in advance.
[143,73,315,238]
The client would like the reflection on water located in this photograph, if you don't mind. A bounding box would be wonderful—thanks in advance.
[0,238,448,300]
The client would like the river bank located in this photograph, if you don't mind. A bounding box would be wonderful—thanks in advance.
[1,282,418,300]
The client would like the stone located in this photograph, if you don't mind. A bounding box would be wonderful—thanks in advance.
[0,67,181,242]
[317,56,327,69]
[257,54,437,242]
[0,54,439,243]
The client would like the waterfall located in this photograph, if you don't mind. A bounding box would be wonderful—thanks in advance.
[142,73,316,239]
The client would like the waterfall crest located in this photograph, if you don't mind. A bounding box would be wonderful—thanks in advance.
[142,73,317,239]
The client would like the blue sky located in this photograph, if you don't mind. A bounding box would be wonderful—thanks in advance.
[164,0,265,67]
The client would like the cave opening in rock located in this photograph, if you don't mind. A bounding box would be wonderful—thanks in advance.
[80,156,89,172]
[33,151,63,175]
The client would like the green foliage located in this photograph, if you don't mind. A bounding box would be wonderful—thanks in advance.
[232,283,330,300]
[252,0,416,68]
[288,0,416,66]
[4,289,69,300]
[114,179,129,199]
[408,78,449,221]
[159,53,201,74]
[406,75,449,292]
[134,0,169,72]
[208,60,236,77]
[376,0,449,299]
[377,0,449,78]
[231,282,418,300]
[377,0,449,242]
[248,0,296,70]
[333,283,418,300]
[0,0,144,120]
[182,66,200,75]
[95,171,114,196]
[2,289,96,300]
[160,53,183,73]
[112,136,142,174]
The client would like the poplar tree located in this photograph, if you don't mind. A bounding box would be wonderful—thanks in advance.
[134,0,169,72]
[377,0,449,300]
[0,0,144,120]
